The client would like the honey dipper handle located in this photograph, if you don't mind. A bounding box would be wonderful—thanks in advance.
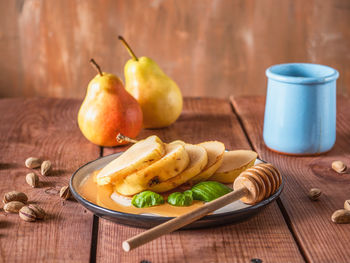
[122,187,248,252]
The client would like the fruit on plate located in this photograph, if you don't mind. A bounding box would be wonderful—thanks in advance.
[96,135,165,185]
[187,141,225,184]
[209,150,258,183]
[148,144,208,193]
[115,143,190,195]
[94,134,258,200]
[169,140,185,146]
[119,36,183,128]
[78,59,143,146]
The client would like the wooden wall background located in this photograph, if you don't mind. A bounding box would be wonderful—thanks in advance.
[0,0,349,99]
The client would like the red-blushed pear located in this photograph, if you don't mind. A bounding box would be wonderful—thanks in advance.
[78,59,143,146]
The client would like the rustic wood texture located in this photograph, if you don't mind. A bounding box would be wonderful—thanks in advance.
[2,96,349,262]
[1,0,350,98]
[231,96,350,263]
[97,98,303,263]
[0,98,100,262]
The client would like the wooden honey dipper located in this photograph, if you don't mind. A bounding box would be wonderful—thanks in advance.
[122,163,282,251]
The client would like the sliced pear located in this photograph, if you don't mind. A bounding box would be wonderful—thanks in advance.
[209,150,258,183]
[187,141,225,184]
[115,143,190,195]
[170,140,186,146]
[96,135,165,185]
[148,144,208,193]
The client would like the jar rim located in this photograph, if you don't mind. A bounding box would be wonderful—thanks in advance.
[266,63,339,84]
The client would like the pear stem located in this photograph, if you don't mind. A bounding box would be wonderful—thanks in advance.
[116,133,138,144]
[118,36,138,61]
[90,59,103,76]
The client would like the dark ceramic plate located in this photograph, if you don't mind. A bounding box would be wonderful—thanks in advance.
[70,152,284,229]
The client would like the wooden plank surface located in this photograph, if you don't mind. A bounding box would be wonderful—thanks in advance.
[1,0,350,99]
[97,98,304,263]
[231,96,350,263]
[0,98,100,262]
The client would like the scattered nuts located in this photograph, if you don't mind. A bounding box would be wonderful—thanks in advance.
[332,161,347,173]
[26,172,39,188]
[3,191,28,204]
[3,201,25,213]
[331,209,350,224]
[345,200,350,211]
[25,157,41,169]
[41,160,52,176]
[19,206,36,222]
[308,188,322,201]
[28,204,46,219]
[60,186,71,200]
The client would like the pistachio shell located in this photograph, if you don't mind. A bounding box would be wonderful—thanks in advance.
[331,161,347,173]
[41,160,52,176]
[331,209,350,224]
[19,206,36,222]
[308,188,322,201]
[3,191,28,204]
[25,157,41,169]
[3,201,25,213]
[344,200,350,211]
[28,204,46,219]
[60,186,71,200]
[26,173,39,188]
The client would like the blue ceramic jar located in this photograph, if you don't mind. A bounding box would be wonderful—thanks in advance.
[264,63,339,155]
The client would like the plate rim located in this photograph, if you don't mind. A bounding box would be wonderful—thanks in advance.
[70,152,284,221]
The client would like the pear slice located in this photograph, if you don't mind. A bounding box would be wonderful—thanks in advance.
[148,144,208,193]
[169,140,186,146]
[115,143,190,195]
[96,135,165,185]
[209,150,257,183]
[187,141,225,184]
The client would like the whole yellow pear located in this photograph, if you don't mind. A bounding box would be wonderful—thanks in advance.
[119,36,183,128]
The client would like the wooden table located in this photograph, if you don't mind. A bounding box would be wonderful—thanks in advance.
[0,96,349,263]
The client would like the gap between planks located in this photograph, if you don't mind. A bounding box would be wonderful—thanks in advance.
[229,95,309,263]
[89,146,104,263]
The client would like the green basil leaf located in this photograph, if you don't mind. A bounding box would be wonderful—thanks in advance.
[192,181,232,202]
[167,190,193,206]
[131,191,164,208]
